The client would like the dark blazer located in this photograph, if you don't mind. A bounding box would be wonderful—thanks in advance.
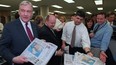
[113,20,116,26]
[0,19,39,65]
[38,24,62,65]
[38,24,61,50]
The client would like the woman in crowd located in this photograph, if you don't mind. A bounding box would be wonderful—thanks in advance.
[85,17,94,34]
[34,15,44,28]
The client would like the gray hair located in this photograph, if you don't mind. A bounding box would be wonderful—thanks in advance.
[19,1,33,10]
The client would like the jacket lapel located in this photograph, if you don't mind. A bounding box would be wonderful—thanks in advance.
[31,22,38,38]
[44,25,57,40]
[16,19,30,43]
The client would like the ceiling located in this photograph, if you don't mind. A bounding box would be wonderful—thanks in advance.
[0,0,116,15]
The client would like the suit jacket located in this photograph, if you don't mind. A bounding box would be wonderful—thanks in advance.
[113,20,116,26]
[0,18,39,65]
[38,24,62,65]
[38,24,61,50]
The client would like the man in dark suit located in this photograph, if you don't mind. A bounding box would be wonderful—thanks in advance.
[0,1,39,65]
[38,15,63,65]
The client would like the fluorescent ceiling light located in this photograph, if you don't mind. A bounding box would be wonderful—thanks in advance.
[33,5,38,8]
[97,7,103,10]
[94,0,103,5]
[54,10,66,14]
[86,12,92,15]
[59,12,66,14]
[48,12,53,14]
[64,0,75,3]
[33,11,35,14]
[11,11,16,13]
[54,10,61,12]
[0,4,10,7]
[16,10,19,12]
[77,6,84,9]
[114,9,116,11]
[11,10,18,13]
[52,5,62,8]
[32,0,41,2]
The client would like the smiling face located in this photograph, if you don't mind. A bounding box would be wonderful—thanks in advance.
[96,14,106,24]
[18,1,33,23]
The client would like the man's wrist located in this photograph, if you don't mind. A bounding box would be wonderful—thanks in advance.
[100,50,105,53]
[86,51,91,54]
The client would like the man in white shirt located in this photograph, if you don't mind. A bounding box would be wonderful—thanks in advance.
[53,12,62,30]
[61,10,92,56]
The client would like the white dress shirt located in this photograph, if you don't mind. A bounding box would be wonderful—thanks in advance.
[53,18,62,29]
[19,18,34,39]
[61,21,90,48]
[107,20,114,26]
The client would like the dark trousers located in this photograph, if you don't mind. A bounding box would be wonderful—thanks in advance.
[47,56,61,65]
[69,45,86,55]
[2,62,33,65]
[60,45,86,65]
[14,62,33,65]
[106,48,116,65]
[60,46,86,65]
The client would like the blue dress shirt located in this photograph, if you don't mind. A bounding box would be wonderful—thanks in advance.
[91,22,113,51]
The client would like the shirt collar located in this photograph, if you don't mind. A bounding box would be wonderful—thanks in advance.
[19,17,31,26]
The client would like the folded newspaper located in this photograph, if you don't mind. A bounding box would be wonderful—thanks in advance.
[21,38,57,65]
[64,52,105,65]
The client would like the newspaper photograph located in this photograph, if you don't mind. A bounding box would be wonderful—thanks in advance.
[64,54,74,65]
[21,38,57,65]
[64,52,105,65]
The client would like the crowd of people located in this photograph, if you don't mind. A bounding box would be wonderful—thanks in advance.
[0,1,116,65]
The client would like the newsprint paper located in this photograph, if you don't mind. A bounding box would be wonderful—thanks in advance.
[64,52,105,65]
[21,38,57,65]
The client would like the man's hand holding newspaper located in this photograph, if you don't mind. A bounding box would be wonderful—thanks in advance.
[20,38,57,65]
[64,51,105,65]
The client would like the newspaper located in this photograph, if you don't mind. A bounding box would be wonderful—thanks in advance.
[64,52,105,65]
[64,54,74,65]
[21,38,57,65]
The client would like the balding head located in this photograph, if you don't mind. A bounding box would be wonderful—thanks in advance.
[45,15,56,29]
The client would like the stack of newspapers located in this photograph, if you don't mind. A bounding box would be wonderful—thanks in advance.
[21,38,57,65]
[64,52,105,65]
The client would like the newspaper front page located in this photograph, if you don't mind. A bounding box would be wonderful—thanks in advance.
[64,52,105,65]
[21,38,57,65]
